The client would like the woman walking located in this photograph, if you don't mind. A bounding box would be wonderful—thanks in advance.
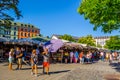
[8,48,14,70]
[31,49,38,77]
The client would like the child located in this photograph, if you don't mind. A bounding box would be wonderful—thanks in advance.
[31,49,38,77]
[8,48,14,70]
[42,48,50,75]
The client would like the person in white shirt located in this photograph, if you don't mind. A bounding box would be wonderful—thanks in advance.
[100,51,104,61]
[8,48,14,70]
[70,51,74,63]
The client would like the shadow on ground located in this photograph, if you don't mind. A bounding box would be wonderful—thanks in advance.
[109,62,120,72]
[21,66,43,70]
[49,70,70,74]
[36,70,71,76]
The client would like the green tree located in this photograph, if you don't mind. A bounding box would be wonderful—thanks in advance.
[105,35,120,50]
[78,35,96,46]
[59,34,76,42]
[0,0,22,34]
[78,0,120,33]
[96,44,102,48]
[0,0,22,20]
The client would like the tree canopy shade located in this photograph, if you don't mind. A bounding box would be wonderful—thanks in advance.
[78,0,120,33]
[0,0,22,20]
[78,35,96,46]
[105,35,120,50]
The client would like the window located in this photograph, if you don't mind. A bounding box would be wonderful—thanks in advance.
[35,30,37,33]
[21,32,23,36]
[5,31,8,34]
[28,25,30,27]
[21,28,23,31]
[14,27,16,30]
[21,24,23,26]
[14,23,17,25]
[25,29,27,32]
[9,31,11,35]
[5,31,10,35]
[14,37,16,40]
[25,33,26,37]
[32,29,34,32]
[14,32,16,36]
[28,33,30,37]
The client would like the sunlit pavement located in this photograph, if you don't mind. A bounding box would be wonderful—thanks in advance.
[0,61,120,80]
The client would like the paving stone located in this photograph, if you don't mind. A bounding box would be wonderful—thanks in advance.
[0,61,120,80]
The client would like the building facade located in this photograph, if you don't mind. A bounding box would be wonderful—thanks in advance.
[94,36,110,48]
[18,24,40,39]
[0,20,40,39]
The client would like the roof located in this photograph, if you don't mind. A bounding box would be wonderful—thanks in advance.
[94,36,110,39]
[51,34,80,40]
[31,36,50,42]
[0,20,39,29]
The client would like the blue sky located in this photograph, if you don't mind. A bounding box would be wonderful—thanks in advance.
[16,0,119,37]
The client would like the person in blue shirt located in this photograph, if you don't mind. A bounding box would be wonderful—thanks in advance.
[74,50,79,63]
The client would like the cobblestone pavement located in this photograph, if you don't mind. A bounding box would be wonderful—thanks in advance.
[59,61,120,80]
[0,61,120,80]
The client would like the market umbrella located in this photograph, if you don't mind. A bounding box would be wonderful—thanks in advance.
[0,37,10,42]
[9,39,19,44]
[31,36,50,42]
[18,38,33,43]
[44,39,63,52]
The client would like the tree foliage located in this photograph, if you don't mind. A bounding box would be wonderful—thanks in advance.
[0,0,22,20]
[96,43,102,48]
[59,34,76,42]
[78,35,96,46]
[78,0,120,33]
[105,35,120,50]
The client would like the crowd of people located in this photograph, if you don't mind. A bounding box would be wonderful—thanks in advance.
[8,46,50,77]
[62,49,120,64]
[0,45,120,77]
